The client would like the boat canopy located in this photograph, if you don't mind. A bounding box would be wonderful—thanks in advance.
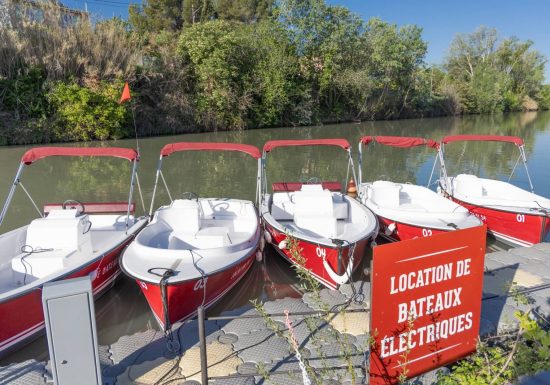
[441,135,524,146]
[21,147,138,165]
[160,142,261,159]
[360,136,439,149]
[263,139,350,153]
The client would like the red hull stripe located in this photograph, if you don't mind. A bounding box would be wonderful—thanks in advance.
[450,196,547,246]
[264,222,368,289]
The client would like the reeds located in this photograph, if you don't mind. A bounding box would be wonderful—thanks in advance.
[0,2,140,82]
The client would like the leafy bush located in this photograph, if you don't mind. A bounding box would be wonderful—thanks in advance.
[47,81,130,141]
[0,67,50,119]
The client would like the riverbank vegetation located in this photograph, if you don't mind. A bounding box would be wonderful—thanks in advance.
[1,0,549,144]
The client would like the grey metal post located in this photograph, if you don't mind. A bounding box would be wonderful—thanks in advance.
[357,142,363,186]
[149,156,164,218]
[0,163,24,228]
[198,305,208,385]
[125,159,138,232]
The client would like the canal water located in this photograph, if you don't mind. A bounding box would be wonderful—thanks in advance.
[1,111,550,365]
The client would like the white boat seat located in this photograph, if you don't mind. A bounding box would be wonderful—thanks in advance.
[455,174,484,197]
[294,185,334,216]
[293,186,337,238]
[370,181,401,208]
[271,192,295,220]
[272,187,348,223]
[25,209,92,254]
[168,226,230,249]
[11,249,76,284]
[157,199,200,233]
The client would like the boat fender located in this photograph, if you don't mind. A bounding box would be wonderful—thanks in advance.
[278,239,288,250]
[346,178,358,198]
[256,250,263,262]
[384,222,396,236]
[264,230,272,244]
[323,258,354,285]
[260,236,266,251]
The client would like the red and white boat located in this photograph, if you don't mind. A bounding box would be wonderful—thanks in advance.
[0,147,147,357]
[121,142,261,331]
[438,135,550,247]
[357,136,482,242]
[260,139,378,290]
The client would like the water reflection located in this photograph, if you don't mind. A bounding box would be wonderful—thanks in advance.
[1,111,550,364]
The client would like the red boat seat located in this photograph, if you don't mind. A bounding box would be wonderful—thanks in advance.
[272,181,342,192]
[44,202,135,215]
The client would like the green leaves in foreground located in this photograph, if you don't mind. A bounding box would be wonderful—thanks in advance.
[436,311,550,385]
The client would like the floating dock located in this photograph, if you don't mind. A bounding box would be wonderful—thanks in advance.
[2,243,550,385]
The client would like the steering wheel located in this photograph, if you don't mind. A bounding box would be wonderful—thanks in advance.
[62,199,85,214]
[305,177,322,184]
[181,192,199,201]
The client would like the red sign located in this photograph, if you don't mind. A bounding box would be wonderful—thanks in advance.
[369,226,486,384]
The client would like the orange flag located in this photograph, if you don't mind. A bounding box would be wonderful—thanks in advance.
[119,82,131,104]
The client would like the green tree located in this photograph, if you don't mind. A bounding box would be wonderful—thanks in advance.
[445,26,547,113]
[178,20,255,129]
[213,0,273,22]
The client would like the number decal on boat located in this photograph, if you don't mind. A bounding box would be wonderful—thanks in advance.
[139,281,148,290]
[517,214,525,223]
[422,228,433,237]
[194,277,208,291]
[316,246,326,258]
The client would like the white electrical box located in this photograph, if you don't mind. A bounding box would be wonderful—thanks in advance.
[42,277,102,385]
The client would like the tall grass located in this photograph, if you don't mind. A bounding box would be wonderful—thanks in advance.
[0,3,140,82]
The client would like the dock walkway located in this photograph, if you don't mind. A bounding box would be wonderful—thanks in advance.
[1,243,550,385]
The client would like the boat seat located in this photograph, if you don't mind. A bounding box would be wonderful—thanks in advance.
[11,249,76,284]
[168,226,230,249]
[293,185,337,238]
[157,199,200,233]
[370,181,401,208]
[271,192,295,220]
[455,174,484,197]
[332,194,348,219]
[24,209,92,254]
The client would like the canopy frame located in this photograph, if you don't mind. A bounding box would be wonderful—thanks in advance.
[261,139,356,201]
[0,147,140,231]
[439,135,534,194]
[149,142,262,217]
[357,136,439,187]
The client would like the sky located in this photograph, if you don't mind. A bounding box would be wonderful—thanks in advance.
[61,0,550,80]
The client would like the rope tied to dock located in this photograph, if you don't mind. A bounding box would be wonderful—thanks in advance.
[284,310,311,385]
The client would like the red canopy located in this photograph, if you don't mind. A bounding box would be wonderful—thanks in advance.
[263,139,351,153]
[160,142,261,159]
[441,135,524,146]
[21,147,138,165]
[360,136,439,149]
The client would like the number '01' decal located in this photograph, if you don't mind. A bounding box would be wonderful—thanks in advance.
[516,214,525,223]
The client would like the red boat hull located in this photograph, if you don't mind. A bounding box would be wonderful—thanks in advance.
[376,215,450,242]
[0,241,130,358]
[264,222,369,289]
[449,196,550,246]
[136,254,256,329]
